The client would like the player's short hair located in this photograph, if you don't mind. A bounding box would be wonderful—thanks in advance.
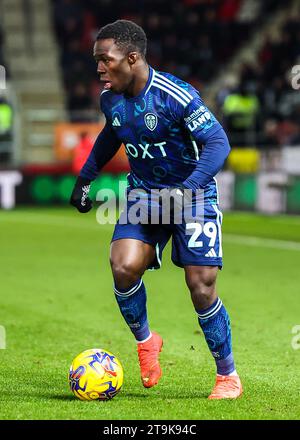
[96,20,147,59]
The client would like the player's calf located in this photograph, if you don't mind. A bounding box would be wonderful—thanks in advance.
[110,239,165,388]
[185,265,242,397]
[185,265,218,310]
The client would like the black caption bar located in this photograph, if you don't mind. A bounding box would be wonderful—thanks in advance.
[0,420,298,438]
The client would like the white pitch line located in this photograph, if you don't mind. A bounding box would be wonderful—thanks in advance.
[0,213,114,231]
[224,234,300,251]
[1,213,300,251]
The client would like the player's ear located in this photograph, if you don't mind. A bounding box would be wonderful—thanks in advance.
[128,52,138,65]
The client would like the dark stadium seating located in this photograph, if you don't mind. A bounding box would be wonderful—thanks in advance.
[51,0,253,118]
[51,0,299,148]
[218,9,300,147]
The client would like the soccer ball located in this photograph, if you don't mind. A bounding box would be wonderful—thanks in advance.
[69,348,124,401]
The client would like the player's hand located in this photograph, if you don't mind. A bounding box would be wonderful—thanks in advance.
[70,176,93,213]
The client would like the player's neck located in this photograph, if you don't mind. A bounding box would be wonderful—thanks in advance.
[125,63,149,98]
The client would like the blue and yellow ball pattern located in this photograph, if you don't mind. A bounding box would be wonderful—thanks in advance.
[69,348,124,401]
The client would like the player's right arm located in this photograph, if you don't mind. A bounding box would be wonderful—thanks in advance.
[70,90,122,213]
[70,122,122,213]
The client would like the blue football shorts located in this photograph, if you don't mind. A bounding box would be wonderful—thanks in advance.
[111,201,223,270]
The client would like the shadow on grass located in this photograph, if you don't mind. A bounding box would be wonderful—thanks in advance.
[0,390,75,401]
[36,390,209,401]
[1,389,208,401]
[44,394,76,401]
[118,391,209,399]
[45,391,209,401]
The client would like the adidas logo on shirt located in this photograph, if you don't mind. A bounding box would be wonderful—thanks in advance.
[205,248,217,257]
[112,116,121,127]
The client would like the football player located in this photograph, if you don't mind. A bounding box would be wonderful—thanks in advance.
[71,20,242,399]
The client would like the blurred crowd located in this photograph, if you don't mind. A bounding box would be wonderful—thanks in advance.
[50,0,299,148]
[51,0,252,121]
[0,26,4,68]
[217,11,300,147]
[0,24,13,163]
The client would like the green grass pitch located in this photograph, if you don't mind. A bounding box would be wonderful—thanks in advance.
[0,207,300,420]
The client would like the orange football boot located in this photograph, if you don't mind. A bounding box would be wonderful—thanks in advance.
[208,374,243,400]
[137,332,163,388]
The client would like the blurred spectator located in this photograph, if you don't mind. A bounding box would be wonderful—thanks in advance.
[51,0,253,121]
[72,131,94,174]
[218,6,300,148]
[261,119,280,148]
[277,113,300,146]
[0,26,4,66]
[218,0,242,22]
[223,82,260,145]
[0,96,13,164]
[0,96,13,140]
[67,83,94,122]
[53,0,84,47]
[50,0,298,150]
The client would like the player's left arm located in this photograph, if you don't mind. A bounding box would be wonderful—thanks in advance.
[181,94,231,191]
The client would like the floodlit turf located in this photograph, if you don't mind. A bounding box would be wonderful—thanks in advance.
[0,208,300,420]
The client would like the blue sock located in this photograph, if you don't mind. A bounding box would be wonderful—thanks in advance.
[196,297,235,375]
[114,279,151,342]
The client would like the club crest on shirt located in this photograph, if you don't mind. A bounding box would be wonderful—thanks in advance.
[144,113,158,131]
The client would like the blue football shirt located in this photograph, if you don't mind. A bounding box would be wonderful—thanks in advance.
[81,66,230,203]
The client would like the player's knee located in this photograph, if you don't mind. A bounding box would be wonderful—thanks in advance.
[110,258,141,289]
[186,269,216,292]
[189,281,215,302]
[185,269,217,307]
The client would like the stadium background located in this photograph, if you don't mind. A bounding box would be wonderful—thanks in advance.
[0,0,300,420]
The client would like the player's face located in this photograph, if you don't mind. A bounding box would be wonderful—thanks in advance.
[94,39,134,94]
